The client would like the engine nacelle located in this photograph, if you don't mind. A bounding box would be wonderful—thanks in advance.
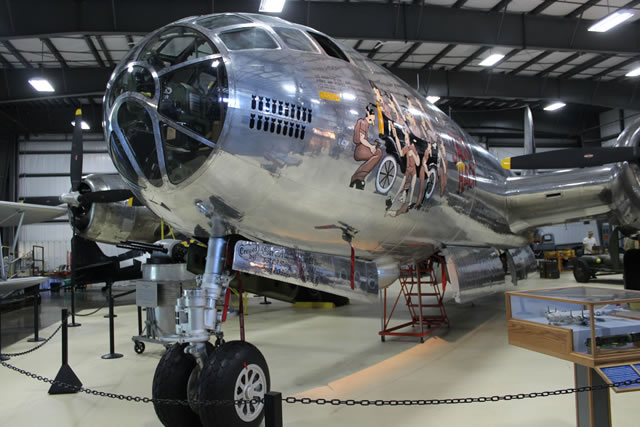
[70,174,162,244]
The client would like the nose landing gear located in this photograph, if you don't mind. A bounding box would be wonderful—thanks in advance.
[151,237,271,427]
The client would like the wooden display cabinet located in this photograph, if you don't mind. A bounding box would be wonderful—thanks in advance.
[506,286,640,368]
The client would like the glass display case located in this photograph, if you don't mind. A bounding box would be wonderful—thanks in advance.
[506,287,640,367]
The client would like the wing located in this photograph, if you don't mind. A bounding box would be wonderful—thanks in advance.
[0,276,49,294]
[0,201,67,226]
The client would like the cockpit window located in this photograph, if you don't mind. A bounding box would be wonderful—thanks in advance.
[218,27,278,51]
[138,27,218,72]
[250,15,288,26]
[196,14,252,30]
[108,65,154,109]
[157,58,228,143]
[273,27,317,52]
[160,123,214,185]
[117,101,163,187]
[306,32,349,62]
[109,132,143,188]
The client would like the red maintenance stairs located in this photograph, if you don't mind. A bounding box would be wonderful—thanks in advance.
[379,256,449,343]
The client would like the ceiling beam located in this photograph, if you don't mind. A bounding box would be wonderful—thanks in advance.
[529,0,557,15]
[84,35,105,68]
[95,35,115,67]
[390,67,640,110]
[1,1,640,55]
[421,44,455,70]
[391,42,421,68]
[452,46,489,72]
[535,52,580,77]
[592,55,640,80]
[491,0,512,12]
[41,38,68,68]
[558,54,613,79]
[509,50,553,75]
[1,41,32,68]
[565,0,599,19]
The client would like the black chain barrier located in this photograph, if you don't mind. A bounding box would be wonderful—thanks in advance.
[2,356,640,408]
[0,318,64,357]
[2,316,640,408]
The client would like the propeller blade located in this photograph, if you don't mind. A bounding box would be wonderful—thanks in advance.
[501,147,640,170]
[78,189,134,204]
[70,109,84,191]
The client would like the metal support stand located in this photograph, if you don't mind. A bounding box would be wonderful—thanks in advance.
[0,303,9,361]
[27,285,45,342]
[260,296,272,305]
[575,364,611,427]
[102,283,124,359]
[68,282,81,327]
[49,309,82,394]
[264,391,283,427]
[104,283,117,318]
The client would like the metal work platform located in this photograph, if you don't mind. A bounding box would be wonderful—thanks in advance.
[379,257,449,342]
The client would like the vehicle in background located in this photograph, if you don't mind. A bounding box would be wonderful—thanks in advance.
[531,233,584,258]
[573,253,624,283]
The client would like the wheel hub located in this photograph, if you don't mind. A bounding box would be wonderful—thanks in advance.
[234,364,266,422]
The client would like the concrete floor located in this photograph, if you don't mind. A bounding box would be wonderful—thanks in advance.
[0,273,638,426]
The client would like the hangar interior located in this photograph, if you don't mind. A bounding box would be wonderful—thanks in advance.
[1,1,640,426]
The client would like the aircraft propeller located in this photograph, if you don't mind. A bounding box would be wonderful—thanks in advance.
[61,109,134,207]
[501,146,640,170]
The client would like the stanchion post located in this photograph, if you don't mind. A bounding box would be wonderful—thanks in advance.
[102,282,123,359]
[49,309,82,394]
[0,304,9,361]
[27,285,45,342]
[69,282,81,327]
[264,391,283,427]
[137,306,143,336]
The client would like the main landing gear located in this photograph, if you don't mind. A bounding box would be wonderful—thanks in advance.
[151,237,270,427]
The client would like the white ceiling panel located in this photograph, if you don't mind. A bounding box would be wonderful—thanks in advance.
[50,37,98,67]
[378,41,414,53]
[508,0,545,13]
[540,2,579,16]
[414,42,449,55]
[461,0,502,11]
[566,53,597,65]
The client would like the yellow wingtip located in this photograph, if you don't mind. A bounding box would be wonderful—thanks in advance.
[75,108,82,116]
[501,158,511,170]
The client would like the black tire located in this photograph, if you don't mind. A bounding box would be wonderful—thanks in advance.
[152,342,213,427]
[624,249,640,290]
[573,259,591,283]
[198,341,270,427]
[134,341,145,354]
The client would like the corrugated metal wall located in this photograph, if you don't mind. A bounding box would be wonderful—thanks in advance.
[17,133,119,270]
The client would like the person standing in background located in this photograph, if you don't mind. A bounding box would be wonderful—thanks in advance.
[583,231,598,254]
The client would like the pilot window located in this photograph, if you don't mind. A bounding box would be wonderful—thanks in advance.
[160,123,214,185]
[306,32,349,62]
[219,27,279,51]
[138,27,218,72]
[157,59,228,144]
[117,101,164,187]
[273,27,317,53]
[196,14,252,30]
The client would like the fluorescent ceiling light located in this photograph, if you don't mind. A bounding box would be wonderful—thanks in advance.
[626,66,640,77]
[479,54,505,67]
[70,120,90,130]
[28,78,55,92]
[259,0,286,13]
[426,96,440,103]
[544,102,566,111]
[588,10,634,32]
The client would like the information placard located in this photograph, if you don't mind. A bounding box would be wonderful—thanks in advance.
[596,364,640,393]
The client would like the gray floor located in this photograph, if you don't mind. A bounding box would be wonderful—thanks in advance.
[0,274,637,426]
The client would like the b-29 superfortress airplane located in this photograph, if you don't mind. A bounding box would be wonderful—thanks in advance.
[49,12,640,427]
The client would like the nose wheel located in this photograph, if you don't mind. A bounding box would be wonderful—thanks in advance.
[198,341,270,427]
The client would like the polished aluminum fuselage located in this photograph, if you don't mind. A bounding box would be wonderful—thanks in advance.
[104,14,640,266]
